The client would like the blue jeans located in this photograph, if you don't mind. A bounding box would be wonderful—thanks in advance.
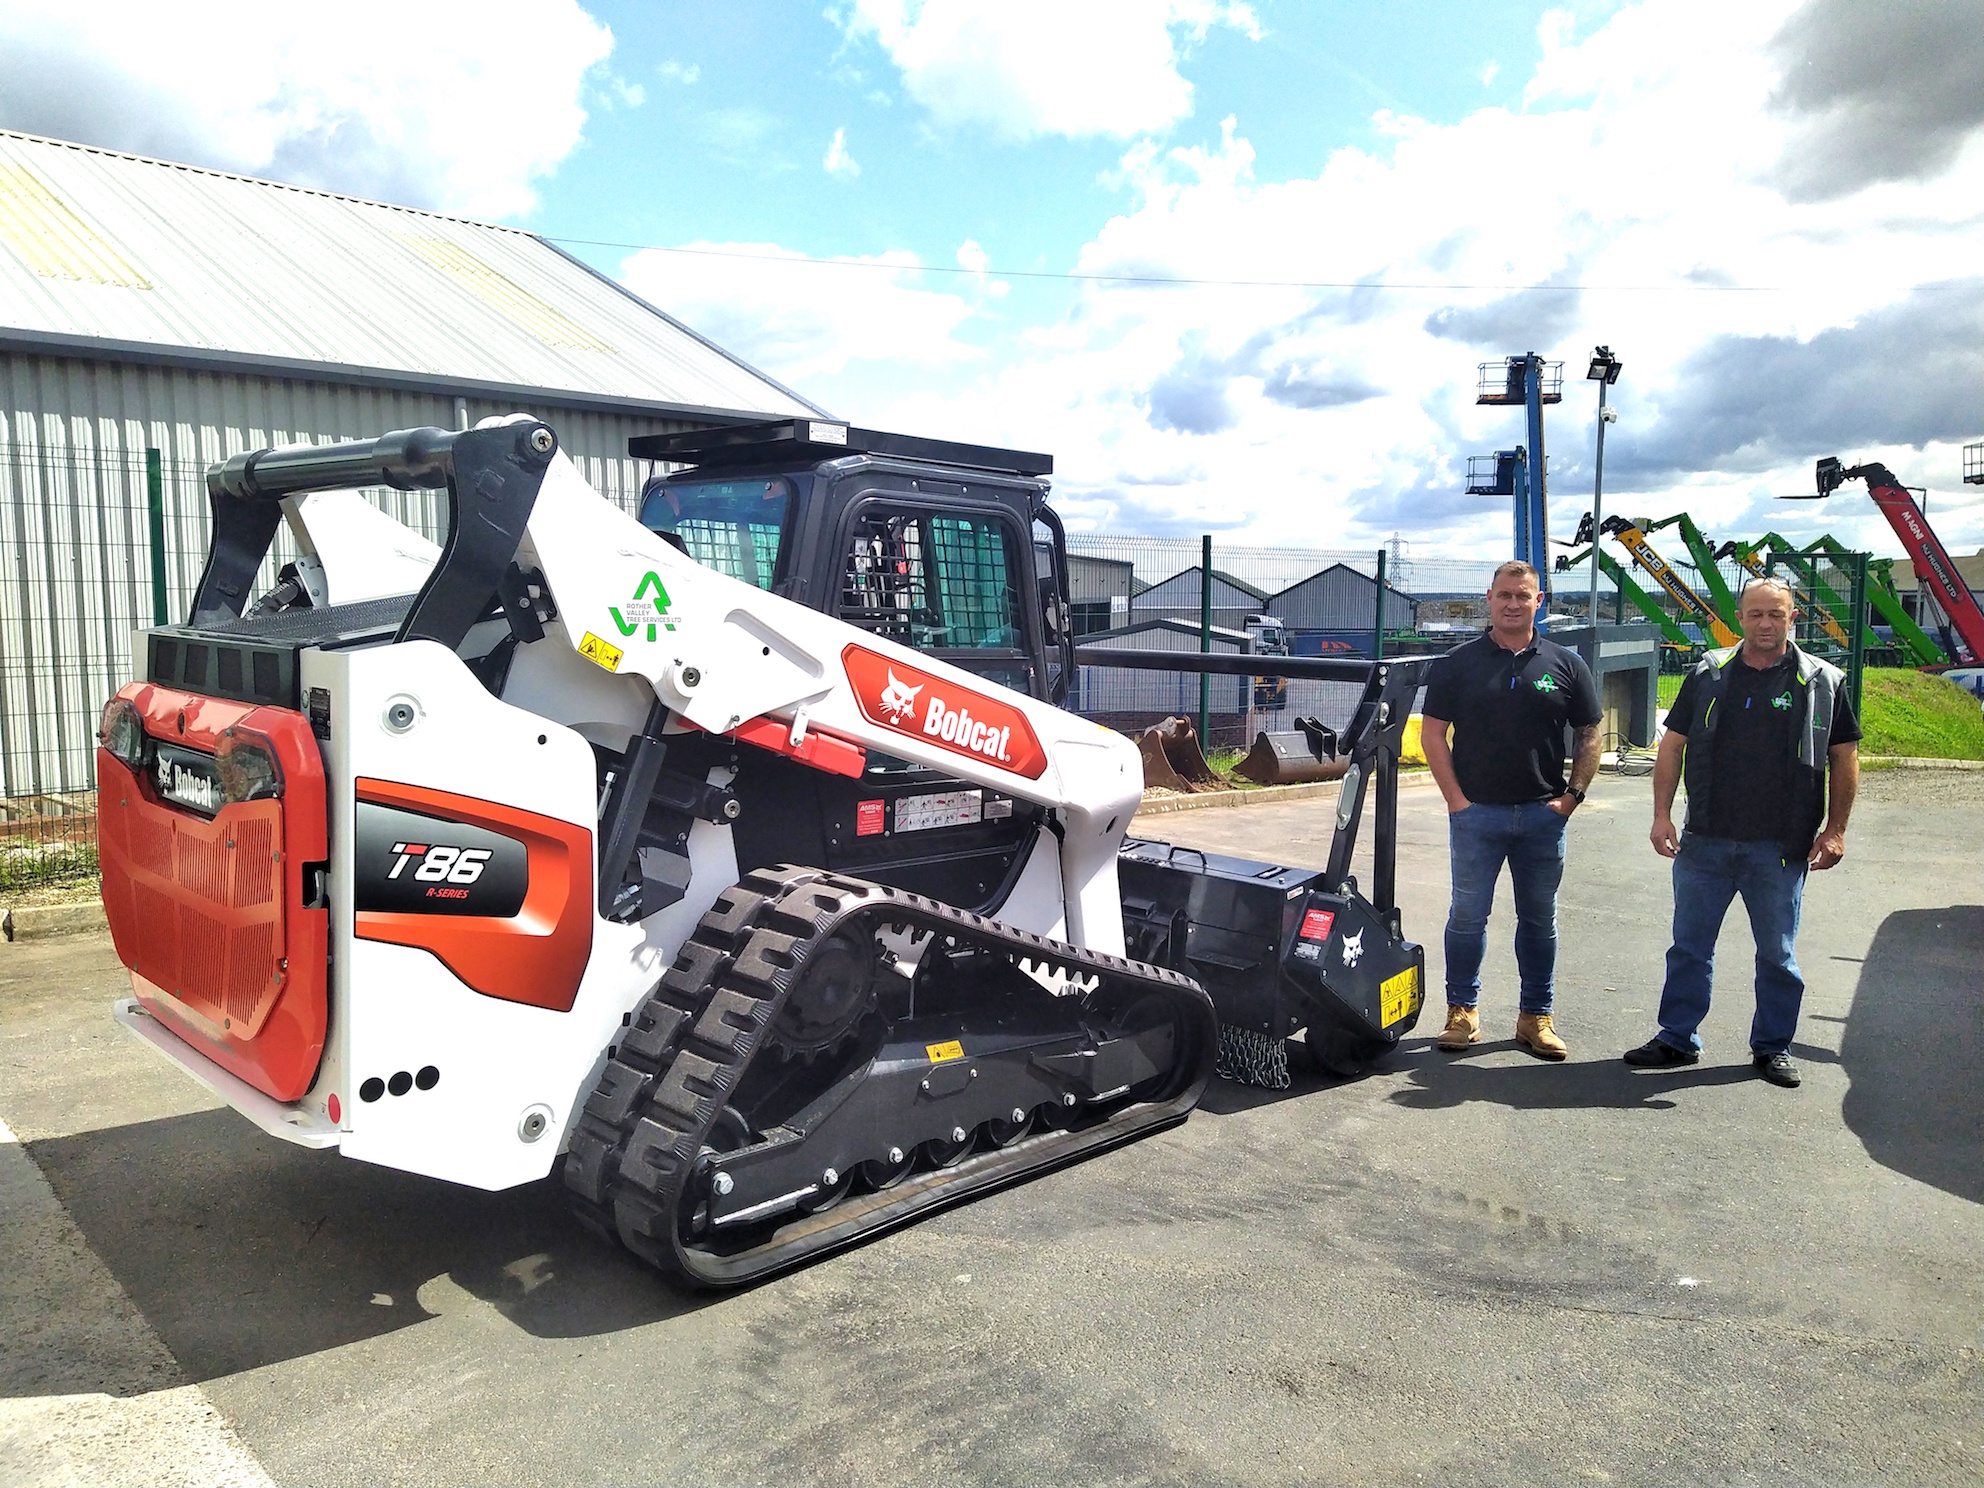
[1655,834,1808,1055]
[1444,801,1569,1015]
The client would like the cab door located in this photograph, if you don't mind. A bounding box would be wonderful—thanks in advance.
[833,494,1047,700]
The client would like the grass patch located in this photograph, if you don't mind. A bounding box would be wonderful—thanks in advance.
[1657,673,1684,708]
[0,838,97,894]
[1204,746,1265,789]
[1857,669,1984,759]
[1660,665,1984,759]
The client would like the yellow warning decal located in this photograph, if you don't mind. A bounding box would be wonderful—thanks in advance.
[577,631,623,672]
[1381,965,1421,1028]
[925,1040,965,1064]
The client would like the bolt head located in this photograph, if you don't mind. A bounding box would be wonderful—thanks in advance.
[951,1126,968,1144]
[712,1171,734,1196]
[821,1167,839,1187]
[1010,1108,1025,1124]
[529,427,555,454]
[1062,1093,1077,1107]
[887,1146,905,1164]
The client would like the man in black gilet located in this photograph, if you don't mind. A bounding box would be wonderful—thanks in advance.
[1626,577,1860,1087]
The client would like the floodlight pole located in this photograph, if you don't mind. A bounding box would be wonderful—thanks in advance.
[1584,345,1622,662]
[1587,376,1609,660]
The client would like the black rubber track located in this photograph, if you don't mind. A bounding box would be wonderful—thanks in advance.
[562,865,1217,1288]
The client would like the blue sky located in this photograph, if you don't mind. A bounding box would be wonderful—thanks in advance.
[3,0,1981,564]
[537,2,1555,281]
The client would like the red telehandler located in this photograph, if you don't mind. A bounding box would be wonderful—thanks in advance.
[1814,457,1984,667]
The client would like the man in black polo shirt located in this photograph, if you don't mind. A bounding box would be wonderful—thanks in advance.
[1422,561,1602,1060]
[1625,577,1859,1088]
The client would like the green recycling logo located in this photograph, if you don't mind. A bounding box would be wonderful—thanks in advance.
[1532,674,1559,694]
[610,571,676,641]
[1770,690,1793,710]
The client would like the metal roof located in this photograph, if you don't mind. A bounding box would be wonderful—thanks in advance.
[0,130,823,422]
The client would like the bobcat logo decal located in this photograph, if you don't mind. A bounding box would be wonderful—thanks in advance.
[878,670,924,724]
[1340,929,1365,968]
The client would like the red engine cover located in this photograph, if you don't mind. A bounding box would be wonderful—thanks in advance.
[97,683,328,1102]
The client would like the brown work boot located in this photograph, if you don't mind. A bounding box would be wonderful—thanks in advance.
[1436,1004,1480,1051]
[1516,1012,1569,1061]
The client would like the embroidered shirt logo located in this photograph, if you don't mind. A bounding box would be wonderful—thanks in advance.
[1770,690,1793,710]
[1532,674,1559,694]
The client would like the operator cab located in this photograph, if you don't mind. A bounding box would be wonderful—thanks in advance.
[630,419,1075,912]
[632,419,1070,706]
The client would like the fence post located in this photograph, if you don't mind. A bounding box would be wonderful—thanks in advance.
[1198,533,1212,745]
[146,448,168,625]
[1373,549,1387,662]
[1847,550,1867,717]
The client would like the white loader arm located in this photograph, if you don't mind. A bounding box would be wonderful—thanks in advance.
[520,452,1142,952]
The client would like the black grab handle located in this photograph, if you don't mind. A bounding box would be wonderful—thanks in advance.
[189,421,558,651]
[207,425,483,503]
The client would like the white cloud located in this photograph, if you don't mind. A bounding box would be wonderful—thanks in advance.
[824,127,860,177]
[620,244,978,385]
[633,0,1984,564]
[839,0,1260,141]
[0,0,614,217]
[601,74,646,110]
[658,60,701,85]
[871,0,1984,558]
[955,238,1008,299]
[1480,60,1500,86]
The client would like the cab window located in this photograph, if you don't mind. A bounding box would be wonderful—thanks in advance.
[638,476,791,589]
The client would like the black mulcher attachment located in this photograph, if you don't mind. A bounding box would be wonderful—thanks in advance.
[1115,657,1429,1086]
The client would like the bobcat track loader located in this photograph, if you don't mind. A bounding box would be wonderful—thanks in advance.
[97,415,1425,1287]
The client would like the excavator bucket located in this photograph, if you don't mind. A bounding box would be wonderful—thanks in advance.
[1233,717,1347,786]
[1137,716,1220,791]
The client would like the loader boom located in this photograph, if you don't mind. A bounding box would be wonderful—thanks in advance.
[1598,517,1739,646]
[1815,458,1984,667]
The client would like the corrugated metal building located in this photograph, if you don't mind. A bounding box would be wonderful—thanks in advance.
[1074,619,1252,719]
[0,130,820,796]
[1074,618,1366,744]
[1067,553,1133,635]
[1130,567,1268,633]
[1267,563,1414,633]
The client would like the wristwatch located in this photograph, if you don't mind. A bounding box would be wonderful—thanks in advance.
[1565,786,1586,804]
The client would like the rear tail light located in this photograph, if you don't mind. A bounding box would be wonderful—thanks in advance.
[216,726,284,804]
[99,697,148,770]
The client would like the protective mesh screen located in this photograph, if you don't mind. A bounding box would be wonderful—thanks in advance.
[675,518,781,589]
[840,511,1019,650]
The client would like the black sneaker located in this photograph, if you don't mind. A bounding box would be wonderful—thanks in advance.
[1623,1036,1699,1068]
[1753,1051,1801,1088]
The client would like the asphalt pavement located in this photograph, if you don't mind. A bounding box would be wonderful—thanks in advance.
[2,768,1980,1487]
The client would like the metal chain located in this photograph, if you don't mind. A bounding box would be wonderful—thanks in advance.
[1214,1023,1290,1090]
